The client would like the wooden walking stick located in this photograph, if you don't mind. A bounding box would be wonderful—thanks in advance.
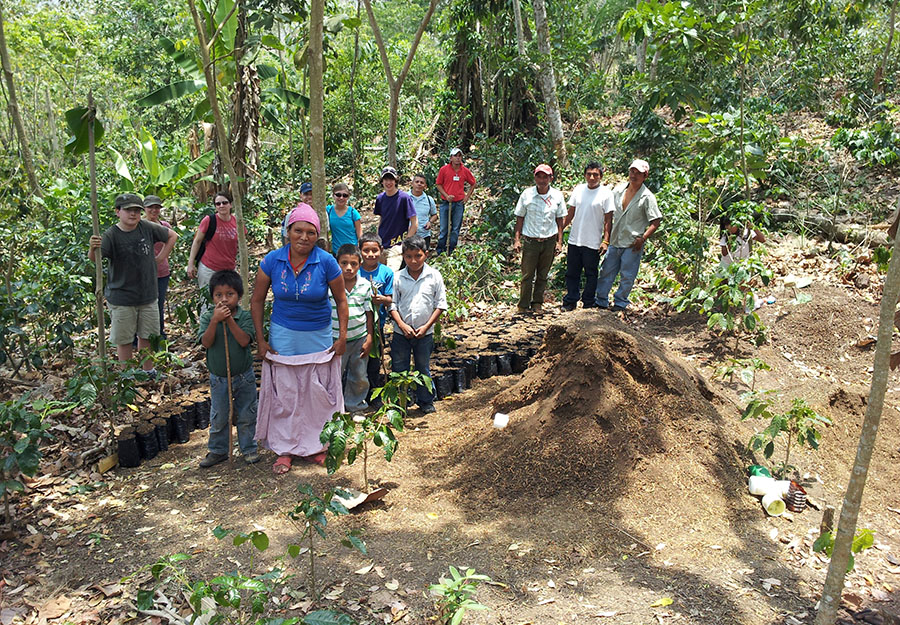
[222,323,235,463]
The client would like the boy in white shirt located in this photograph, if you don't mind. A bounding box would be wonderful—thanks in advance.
[389,236,447,414]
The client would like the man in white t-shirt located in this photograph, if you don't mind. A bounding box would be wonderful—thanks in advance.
[561,161,614,311]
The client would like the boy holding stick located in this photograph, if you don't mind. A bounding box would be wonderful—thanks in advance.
[198,270,259,467]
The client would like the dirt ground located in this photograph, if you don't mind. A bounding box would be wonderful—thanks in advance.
[4,232,900,625]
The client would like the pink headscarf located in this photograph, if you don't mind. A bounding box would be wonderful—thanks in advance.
[286,202,320,234]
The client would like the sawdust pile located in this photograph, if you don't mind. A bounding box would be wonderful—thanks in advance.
[436,312,747,506]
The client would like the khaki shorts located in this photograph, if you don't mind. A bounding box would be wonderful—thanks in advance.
[109,302,160,345]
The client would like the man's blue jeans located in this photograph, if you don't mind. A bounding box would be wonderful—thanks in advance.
[390,332,434,407]
[437,200,465,254]
[208,368,258,456]
[595,245,644,309]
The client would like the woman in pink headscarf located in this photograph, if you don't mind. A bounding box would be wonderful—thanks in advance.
[251,203,348,474]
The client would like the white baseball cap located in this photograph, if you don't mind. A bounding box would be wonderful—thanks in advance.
[629,159,650,174]
[449,147,462,156]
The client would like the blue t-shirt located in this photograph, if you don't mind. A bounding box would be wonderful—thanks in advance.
[327,204,361,253]
[359,263,394,328]
[259,245,342,331]
[374,190,416,248]
[410,193,437,238]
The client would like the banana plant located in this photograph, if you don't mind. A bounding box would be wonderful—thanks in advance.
[109,127,215,198]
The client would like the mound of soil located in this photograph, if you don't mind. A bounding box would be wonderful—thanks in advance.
[425,311,758,548]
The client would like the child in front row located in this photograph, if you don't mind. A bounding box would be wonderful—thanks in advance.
[330,244,375,411]
[198,270,259,467]
[358,233,394,396]
[389,236,447,414]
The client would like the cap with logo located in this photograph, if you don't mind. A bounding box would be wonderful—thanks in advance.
[381,166,399,180]
[533,164,553,176]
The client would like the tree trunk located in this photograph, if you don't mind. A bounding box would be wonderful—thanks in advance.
[531,0,568,169]
[187,0,251,306]
[309,0,329,242]
[0,0,41,197]
[814,226,900,625]
[350,0,362,193]
[230,9,260,201]
[363,0,439,168]
[512,0,527,56]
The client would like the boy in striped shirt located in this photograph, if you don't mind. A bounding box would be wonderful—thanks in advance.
[330,244,375,411]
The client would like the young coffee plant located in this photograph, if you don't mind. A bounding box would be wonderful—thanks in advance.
[288,484,367,599]
[125,526,351,624]
[741,394,831,478]
[0,395,53,528]
[672,256,773,351]
[714,357,771,391]
[321,370,431,489]
[429,566,492,625]
[813,528,875,572]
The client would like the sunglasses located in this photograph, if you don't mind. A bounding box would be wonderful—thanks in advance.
[214,200,230,206]
[334,193,349,198]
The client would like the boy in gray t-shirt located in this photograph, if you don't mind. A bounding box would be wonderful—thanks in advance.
[89,193,177,371]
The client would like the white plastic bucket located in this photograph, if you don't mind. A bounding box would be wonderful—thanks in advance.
[762,491,786,516]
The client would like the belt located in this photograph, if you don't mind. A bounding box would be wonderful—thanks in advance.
[523,235,555,242]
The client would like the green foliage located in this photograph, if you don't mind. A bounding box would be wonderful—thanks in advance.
[832,119,900,167]
[873,245,891,273]
[289,484,366,598]
[714,356,771,391]
[321,370,429,487]
[813,528,875,572]
[741,394,831,478]
[430,245,517,322]
[126,526,353,624]
[429,566,492,625]
[65,355,149,416]
[672,256,772,348]
[0,395,53,505]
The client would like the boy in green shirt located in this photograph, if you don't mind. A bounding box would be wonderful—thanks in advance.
[198,270,259,467]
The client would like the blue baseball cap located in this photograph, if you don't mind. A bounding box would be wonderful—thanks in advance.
[300,182,312,194]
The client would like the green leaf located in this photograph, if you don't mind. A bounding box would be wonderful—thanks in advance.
[137,128,161,181]
[136,588,155,610]
[261,34,284,50]
[64,107,104,155]
[251,531,270,552]
[287,544,301,558]
[265,87,309,110]
[135,80,206,107]
[212,526,229,540]
[301,610,354,625]
[213,0,238,52]
[341,532,367,555]
[813,532,833,553]
[256,63,279,79]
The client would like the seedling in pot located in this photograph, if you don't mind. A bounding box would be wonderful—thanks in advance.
[320,370,430,490]
[288,484,367,599]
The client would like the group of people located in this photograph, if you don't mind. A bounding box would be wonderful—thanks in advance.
[90,151,665,475]
[514,158,663,314]
[91,170,454,474]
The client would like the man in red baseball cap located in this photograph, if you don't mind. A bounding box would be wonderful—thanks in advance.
[512,164,567,314]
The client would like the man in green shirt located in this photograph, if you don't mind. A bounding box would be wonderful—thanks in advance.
[595,159,662,312]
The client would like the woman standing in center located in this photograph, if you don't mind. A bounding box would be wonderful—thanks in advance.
[251,203,349,475]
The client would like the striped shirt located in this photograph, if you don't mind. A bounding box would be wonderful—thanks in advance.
[330,276,373,342]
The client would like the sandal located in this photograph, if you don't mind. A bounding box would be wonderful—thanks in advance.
[301,451,327,466]
[273,455,292,475]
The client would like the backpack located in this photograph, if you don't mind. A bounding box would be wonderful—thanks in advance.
[196,212,218,262]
